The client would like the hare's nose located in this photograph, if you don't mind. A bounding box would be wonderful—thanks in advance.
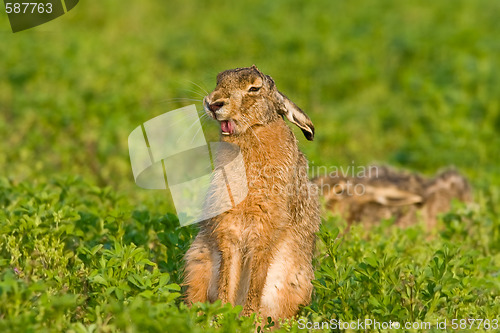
[209,101,224,112]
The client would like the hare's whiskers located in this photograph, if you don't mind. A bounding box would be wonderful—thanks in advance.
[177,114,204,143]
[182,88,207,99]
[189,121,205,145]
[159,109,198,129]
[185,80,210,95]
[156,97,202,104]
[239,116,264,149]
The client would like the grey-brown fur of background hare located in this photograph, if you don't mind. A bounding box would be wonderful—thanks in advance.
[314,165,471,229]
[183,66,320,322]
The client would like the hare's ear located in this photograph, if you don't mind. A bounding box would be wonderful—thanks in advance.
[276,91,315,141]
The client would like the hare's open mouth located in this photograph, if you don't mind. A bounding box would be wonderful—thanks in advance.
[220,120,235,135]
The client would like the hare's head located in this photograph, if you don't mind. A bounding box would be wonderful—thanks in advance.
[203,65,315,140]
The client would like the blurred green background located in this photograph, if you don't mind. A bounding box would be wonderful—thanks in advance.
[2,0,499,201]
[1,1,500,331]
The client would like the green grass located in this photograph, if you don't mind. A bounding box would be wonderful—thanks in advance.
[1,0,499,331]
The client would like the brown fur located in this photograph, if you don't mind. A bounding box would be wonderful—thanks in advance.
[314,165,471,229]
[183,66,320,322]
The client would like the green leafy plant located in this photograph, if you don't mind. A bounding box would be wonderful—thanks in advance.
[1,0,499,331]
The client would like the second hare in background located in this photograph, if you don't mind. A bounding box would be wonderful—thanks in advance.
[314,165,471,229]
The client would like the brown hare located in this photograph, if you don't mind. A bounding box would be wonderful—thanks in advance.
[183,65,320,323]
[314,165,471,229]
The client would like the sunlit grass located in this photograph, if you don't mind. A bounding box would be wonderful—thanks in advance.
[1,0,499,331]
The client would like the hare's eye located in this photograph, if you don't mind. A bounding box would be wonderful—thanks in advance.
[248,86,261,92]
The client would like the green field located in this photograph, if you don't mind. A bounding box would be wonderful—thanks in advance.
[1,0,499,332]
